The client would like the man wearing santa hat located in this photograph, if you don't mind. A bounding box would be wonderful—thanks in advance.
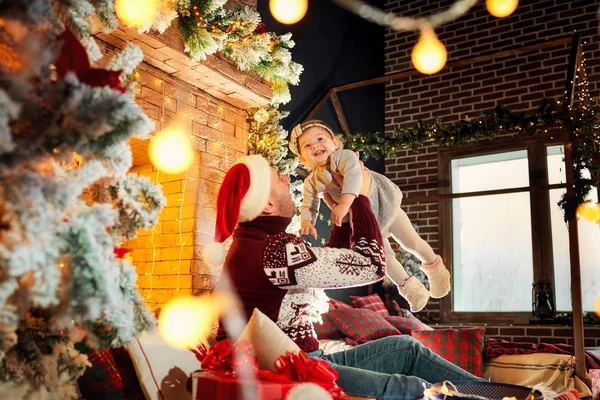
[203,154,482,399]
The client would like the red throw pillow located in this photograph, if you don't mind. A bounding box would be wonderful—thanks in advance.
[385,299,403,316]
[384,315,432,335]
[329,308,400,344]
[314,313,342,339]
[411,328,486,377]
[329,298,351,310]
[350,294,389,316]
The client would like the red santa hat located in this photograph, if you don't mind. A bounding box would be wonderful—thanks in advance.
[201,154,272,266]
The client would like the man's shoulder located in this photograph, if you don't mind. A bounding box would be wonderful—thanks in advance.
[264,232,315,265]
[266,231,306,246]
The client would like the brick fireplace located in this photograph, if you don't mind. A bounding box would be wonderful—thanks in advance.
[93,0,270,310]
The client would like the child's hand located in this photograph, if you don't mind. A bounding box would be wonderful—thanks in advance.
[331,203,351,227]
[300,224,318,240]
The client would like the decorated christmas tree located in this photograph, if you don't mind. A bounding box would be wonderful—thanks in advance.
[0,0,164,397]
[247,106,303,233]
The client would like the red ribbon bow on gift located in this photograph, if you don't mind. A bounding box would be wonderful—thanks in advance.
[55,29,126,93]
[190,340,258,376]
[274,351,344,399]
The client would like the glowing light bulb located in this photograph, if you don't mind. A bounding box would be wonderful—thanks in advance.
[486,0,518,18]
[269,0,308,25]
[115,0,158,28]
[595,295,600,317]
[576,201,600,223]
[411,27,447,75]
[149,124,194,175]
[158,295,217,349]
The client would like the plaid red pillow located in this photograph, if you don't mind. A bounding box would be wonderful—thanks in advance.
[110,347,146,399]
[411,328,486,377]
[77,348,125,399]
[76,341,145,400]
[385,299,403,316]
[350,294,389,316]
[329,308,400,344]
[384,315,432,335]
[329,298,351,310]
[314,313,342,339]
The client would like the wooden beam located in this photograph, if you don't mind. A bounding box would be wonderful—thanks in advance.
[304,88,334,121]
[336,36,573,92]
[330,91,351,138]
[305,36,573,119]
[399,183,567,205]
[563,33,588,385]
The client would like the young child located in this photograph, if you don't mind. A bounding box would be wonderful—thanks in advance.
[289,120,450,312]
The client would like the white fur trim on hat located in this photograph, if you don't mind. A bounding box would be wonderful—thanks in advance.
[202,242,226,266]
[238,154,272,222]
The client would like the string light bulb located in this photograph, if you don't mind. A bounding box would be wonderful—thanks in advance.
[411,26,447,75]
[149,123,194,175]
[485,0,518,18]
[158,295,218,349]
[269,0,308,25]
[576,201,600,223]
[115,0,158,28]
[595,295,600,317]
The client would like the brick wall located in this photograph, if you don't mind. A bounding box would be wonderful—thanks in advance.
[96,46,250,311]
[128,64,248,311]
[434,324,600,347]
[384,0,599,326]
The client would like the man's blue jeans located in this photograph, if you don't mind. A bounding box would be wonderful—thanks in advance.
[310,336,485,400]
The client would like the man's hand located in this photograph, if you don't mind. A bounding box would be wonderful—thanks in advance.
[300,223,318,240]
[358,164,371,196]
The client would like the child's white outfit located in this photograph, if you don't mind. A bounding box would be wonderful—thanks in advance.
[300,149,450,312]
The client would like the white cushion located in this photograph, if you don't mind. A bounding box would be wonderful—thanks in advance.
[127,329,202,400]
[236,308,300,371]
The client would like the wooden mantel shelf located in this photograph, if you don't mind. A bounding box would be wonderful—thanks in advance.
[92,20,273,109]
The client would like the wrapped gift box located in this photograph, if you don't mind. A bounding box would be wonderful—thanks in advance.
[591,369,600,400]
[192,370,300,400]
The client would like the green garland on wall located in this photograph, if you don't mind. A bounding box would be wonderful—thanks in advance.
[175,0,302,104]
[345,100,600,221]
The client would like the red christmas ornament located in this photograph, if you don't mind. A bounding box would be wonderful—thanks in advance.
[254,23,267,35]
[55,29,126,93]
[113,247,132,259]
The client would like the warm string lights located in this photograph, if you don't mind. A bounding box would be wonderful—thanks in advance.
[134,69,242,305]
[569,42,600,222]
[115,0,158,28]
[330,0,518,75]
[173,93,197,294]
[147,168,160,302]
[158,295,218,349]
[486,0,519,18]
[145,80,167,303]
[269,0,309,25]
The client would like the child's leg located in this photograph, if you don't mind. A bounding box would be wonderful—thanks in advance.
[388,210,451,299]
[388,208,435,264]
[383,237,429,313]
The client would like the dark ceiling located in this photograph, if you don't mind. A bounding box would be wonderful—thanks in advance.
[256,0,387,137]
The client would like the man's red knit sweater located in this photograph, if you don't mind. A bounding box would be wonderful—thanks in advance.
[216,195,386,352]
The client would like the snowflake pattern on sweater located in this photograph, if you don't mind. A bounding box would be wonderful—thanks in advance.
[263,232,385,351]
